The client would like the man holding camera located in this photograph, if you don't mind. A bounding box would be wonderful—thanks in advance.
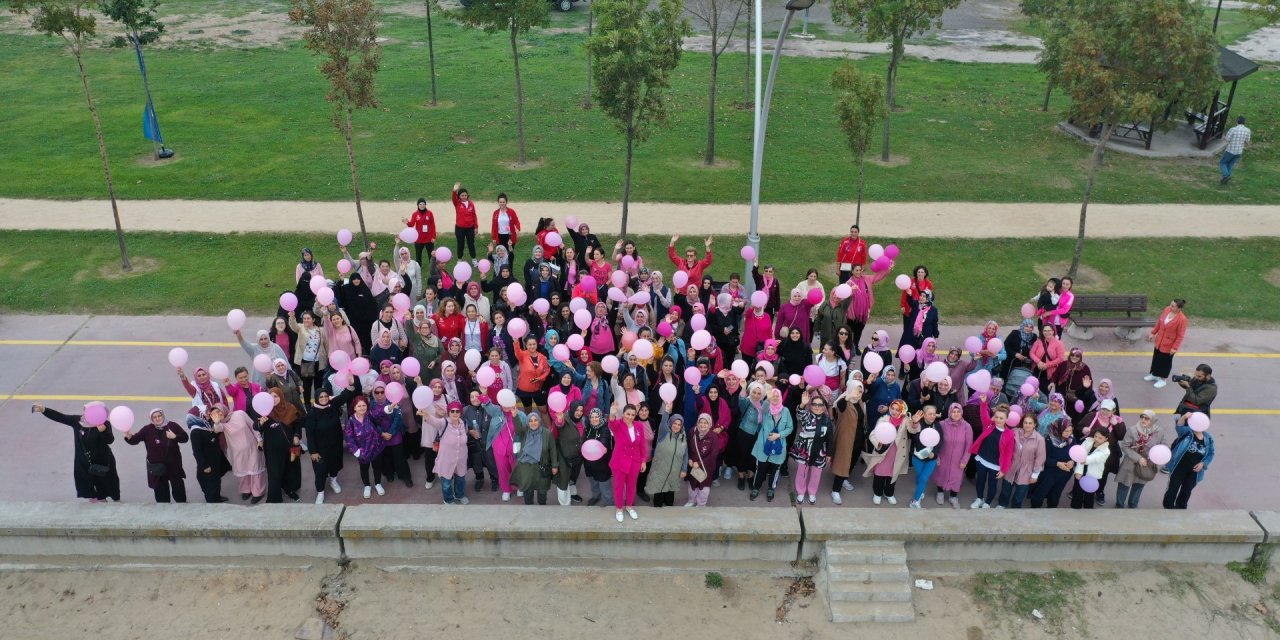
[1173,364,1217,418]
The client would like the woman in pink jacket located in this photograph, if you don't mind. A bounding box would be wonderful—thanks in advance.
[931,403,972,508]
[775,288,815,343]
[608,404,650,522]
[740,304,773,364]
[432,401,471,504]
[996,413,1046,508]
[967,401,1013,509]
[844,263,891,349]
[1029,324,1066,389]
[1042,276,1074,337]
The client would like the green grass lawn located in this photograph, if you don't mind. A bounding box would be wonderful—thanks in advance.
[0,4,1277,205]
[2,230,1275,327]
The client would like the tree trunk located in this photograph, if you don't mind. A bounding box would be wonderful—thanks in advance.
[855,154,865,226]
[75,46,131,271]
[510,23,527,164]
[1041,80,1052,112]
[1070,123,1114,279]
[621,126,634,238]
[344,107,369,249]
[583,0,593,109]
[425,0,438,106]
[880,36,902,161]
[705,49,719,165]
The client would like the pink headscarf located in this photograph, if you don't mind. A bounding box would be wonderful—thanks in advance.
[768,388,784,419]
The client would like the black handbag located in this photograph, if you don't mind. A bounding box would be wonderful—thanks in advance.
[147,462,167,477]
[87,463,110,477]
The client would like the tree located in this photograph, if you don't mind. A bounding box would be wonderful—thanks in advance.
[1046,0,1218,278]
[455,0,549,165]
[1019,0,1079,111]
[102,0,170,159]
[588,0,690,237]
[424,0,439,106]
[13,0,131,271]
[831,61,886,227]
[289,0,382,249]
[686,0,745,165]
[828,0,961,161]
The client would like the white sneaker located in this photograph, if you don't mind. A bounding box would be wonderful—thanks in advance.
[842,480,855,491]
[722,466,734,480]
[808,494,816,505]
[502,492,511,502]
[873,495,882,505]
[315,491,325,504]
[970,498,984,509]
[1153,379,1167,388]
[935,491,944,505]
[712,479,720,487]
[459,497,470,505]
[329,477,342,494]
[979,502,990,509]
[684,501,695,507]
[615,510,624,522]
[374,483,386,496]
[910,499,921,509]
[517,490,524,497]
[424,481,434,489]
[949,497,959,509]
[887,496,897,505]
[627,508,639,520]
[831,491,843,505]
[1143,374,1157,382]
[996,505,1006,509]
[363,486,372,499]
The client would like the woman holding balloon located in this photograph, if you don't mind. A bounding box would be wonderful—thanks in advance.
[122,409,190,503]
[304,380,360,504]
[1070,427,1111,509]
[1029,422,1075,509]
[932,403,972,508]
[995,413,1046,509]
[905,405,942,509]
[1162,412,1214,509]
[286,310,328,409]
[257,388,303,503]
[175,363,226,418]
[33,403,121,502]
[862,399,912,505]
[1114,410,1167,509]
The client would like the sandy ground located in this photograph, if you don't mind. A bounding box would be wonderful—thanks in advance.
[685,31,1042,64]
[3,198,1280,238]
[0,560,1276,639]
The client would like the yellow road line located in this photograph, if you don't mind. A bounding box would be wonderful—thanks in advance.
[5,395,191,402]
[1085,351,1280,359]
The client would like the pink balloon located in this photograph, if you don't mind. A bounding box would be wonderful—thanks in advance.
[919,428,940,448]
[1188,412,1211,432]
[966,370,992,394]
[1027,376,1040,389]
[884,244,900,260]
[690,314,707,331]
[400,357,421,378]
[337,258,352,274]
[1074,399,1085,413]
[412,385,434,409]
[508,288,528,306]
[251,392,274,417]
[1069,445,1087,464]
[478,259,492,274]
[392,293,411,312]
[986,338,1002,354]
[806,288,823,305]
[84,403,108,426]
[1148,444,1172,465]
[740,245,756,262]
[168,347,188,368]
[684,366,702,386]
[620,331,638,350]
[108,406,135,432]
[631,338,654,360]
[862,352,884,374]
[350,357,371,376]
[672,271,688,290]
[580,276,597,290]
[924,361,948,383]
[657,321,673,338]
[566,334,584,351]
[310,275,325,294]
[253,354,272,373]
[601,355,620,374]
[329,350,351,372]
[209,360,230,380]
[897,345,915,363]
[385,381,406,404]
[659,383,677,403]
[607,287,627,303]
[569,297,588,313]
[508,318,529,339]
[690,330,711,351]
[531,298,550,315]
[337,229,353,246]
[620,255,636,271]
[317,287,335,306]
[757,361,775,378]
[497,389,517,408]
[1078,476,1099,493]
[871,257,890,273]
[1005,414,1020,427]
[548,391,567,412]
[476,367,496,387]
[453,261,473,282]
[226,309,247,331]
[1021,303,1036,319]
[574,309,592,330]
[868,244,885,260]
[332,370,349,389]
[629,291,650,306]
[552,344,570,362]
[434,246,452,263]
[279,292,298,312]
[872,423,896,445]
[731,360,750,380]
[581,438,606,461]
[894,274,911,290]
[803,364,825,387]
[565,215,580,230]
[1020,382,1036,397]
[750,290,768,308]
[611,270,629,288]
[545,231,563,248]
[964,336,983,353]
[399,227,419,243]
[833,284,852,300]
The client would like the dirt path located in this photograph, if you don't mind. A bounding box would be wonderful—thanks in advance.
[3,198,1280,238]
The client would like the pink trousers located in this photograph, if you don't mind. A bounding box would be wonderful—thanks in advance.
[612,466,640,508]
[794,464,823,496]
[238,473,266,497]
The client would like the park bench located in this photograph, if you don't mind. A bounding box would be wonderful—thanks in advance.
[1112,122,1152,145]
[1066,294,1153,341]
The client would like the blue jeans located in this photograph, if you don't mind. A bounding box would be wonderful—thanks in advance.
[440,474,466,503]
[911,457,937,502]
[997,480,1030,508]
[1220,151,1241,178]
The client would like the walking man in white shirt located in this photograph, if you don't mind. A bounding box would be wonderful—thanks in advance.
[1219,116,1251,185]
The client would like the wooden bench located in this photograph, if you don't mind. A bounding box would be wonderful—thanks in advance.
[1066,294,1153,341]
[1112,122,1152,145]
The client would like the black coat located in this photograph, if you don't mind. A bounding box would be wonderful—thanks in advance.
[306,383,363,473]
[123,421,189,488]
[41,408,120,501]
[190,426,230,477]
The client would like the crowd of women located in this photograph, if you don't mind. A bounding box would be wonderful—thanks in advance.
[34,190,1217,517]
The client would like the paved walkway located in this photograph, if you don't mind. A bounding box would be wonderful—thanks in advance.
[1,314,1271,510]
[3,198,1280,238]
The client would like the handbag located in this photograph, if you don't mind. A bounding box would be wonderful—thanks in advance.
[147,462,167,477]
[689,434,708,483]
[763,422,783,457]
[88,463,111,477]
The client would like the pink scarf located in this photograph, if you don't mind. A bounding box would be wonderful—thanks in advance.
[768,397,784,419]
[913,302,929,336]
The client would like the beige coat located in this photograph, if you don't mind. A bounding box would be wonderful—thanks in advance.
[860,416,911,480]
[287,316,329,369]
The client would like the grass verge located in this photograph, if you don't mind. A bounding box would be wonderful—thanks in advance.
[970,569,1085,631]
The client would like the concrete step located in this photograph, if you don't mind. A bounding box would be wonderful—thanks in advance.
[825,562,910,583]
[823,541,907,565]
[826,578,913,603]
[829,600,916,623]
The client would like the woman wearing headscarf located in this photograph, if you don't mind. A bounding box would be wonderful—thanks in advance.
[305,379,361,503]
[404,197,437,267]
[1162,413,1214,509]
[433,401,472,504]
[1070,427,1111,509]
[297,247,326,293]
[345,394,386,499]
[286,310,328,409]
[1029,324,1066,389]
[211,402,265,502]
[750,260,781,317]
[645,408,688,508]
[860,398,911,505]
[969,320,1005,377]
[1079,377,1120,416]
[267,358,306,415]
[411,313,443,379]
[1051,348,1092,419]
[865,364,902,425]
[461,281,490,323]
[256,387,303,503]
[395,243,423,300]
[966,401,1012,509]
[1075,399,1125,505]
[899,265,933,338]
[996,413,1047,509]
[932,403,972,508]
[1029,391,1072,438]
[186,414,229,503]
[686,411,721,506]
[745,387,793,502]
[861,330,893,379]
[523,245,547,290]
[1030,422,1074,509]
[1001,318,1039,382]
[325,309,362,361]
[478,391,524,501]
[842,264,891,349]
[829,381,866,505]
[338,271,379,355]
[370,380,414,489]
[123,409,189,503]
[584,301,616,360]
[176,366,226,418]
[898,293,939,351]
[791,391,834,505]
[1114,410,1166,509]
[776,288,815,344]
[697,384,731,469]
[438,360,471,406]
[369,328,404,367]
[32,403,120,502]
[552,401,586,505]
[777,327,812,380]
[235,327,291,388]
[509,411,559,506]
[581,407,614,506]
[739,302,773,366]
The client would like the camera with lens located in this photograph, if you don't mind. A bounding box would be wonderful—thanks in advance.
[1171,374,1192,383]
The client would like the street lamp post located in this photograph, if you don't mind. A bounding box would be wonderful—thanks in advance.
[744,0,816,294]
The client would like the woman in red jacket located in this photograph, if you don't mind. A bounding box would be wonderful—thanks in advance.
[490,192,520,250]
[1145,299,1187,389]
[452,182,479,261]
[609,404,650,522]
[433,298,466,344]
[513,336,551,409]
[403,198,437,268]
